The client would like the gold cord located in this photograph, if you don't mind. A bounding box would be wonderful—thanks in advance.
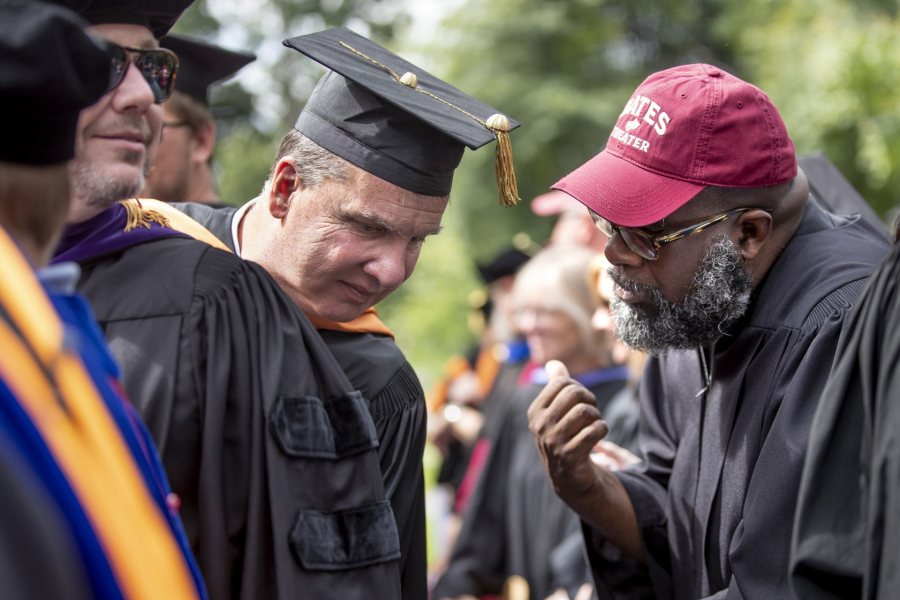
[338,41,520,206]
[122,199,171,231]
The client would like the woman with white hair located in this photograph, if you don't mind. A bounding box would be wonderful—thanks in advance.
[433,245,645,600]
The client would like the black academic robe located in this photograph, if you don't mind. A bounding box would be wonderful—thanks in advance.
[73,236,402,600]
[593,199,889,600]
[320,330,428,600]
[791,242,900,600]
[434,371,638,600]
[176,201,428,600]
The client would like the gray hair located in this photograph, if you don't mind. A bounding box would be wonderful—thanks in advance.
[265,129,352,191]
[512,244,607,357]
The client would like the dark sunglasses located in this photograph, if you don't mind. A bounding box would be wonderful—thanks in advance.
[591,207,773,261]
[107,43,179,104]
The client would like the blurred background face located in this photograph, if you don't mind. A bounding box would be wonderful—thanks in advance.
[143,103,192,200]
[511,245,612,374]
[515,302,585,367]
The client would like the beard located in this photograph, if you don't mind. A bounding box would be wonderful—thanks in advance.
[71,115,154,211]
[70,155,148,211]
[609,235,752,354]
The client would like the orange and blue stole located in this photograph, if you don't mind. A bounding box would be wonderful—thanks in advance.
[0,225,205,600]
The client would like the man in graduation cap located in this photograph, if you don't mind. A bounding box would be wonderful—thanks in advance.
[0,1,206,598]
[44,2,405,599]
[177,26,521,600]
[526,64,889,599]
[142,35,254,204]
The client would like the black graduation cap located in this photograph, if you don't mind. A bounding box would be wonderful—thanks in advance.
[0,0,116,165]
[44,0,193,38]
[476,233,538,284]
[283,27,521,204]
[160,35,255,106]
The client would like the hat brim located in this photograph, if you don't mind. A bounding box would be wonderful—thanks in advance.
[551,150,705,227]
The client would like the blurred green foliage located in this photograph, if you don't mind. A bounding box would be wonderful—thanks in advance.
[174,0,900,388]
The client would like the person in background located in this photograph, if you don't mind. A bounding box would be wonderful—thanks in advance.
[433,245,641,600]
[527,63,888,599]
[46,2,401,598]
[0,1,205,597]
[429,241,535,508]
[426,241,535,582]
[174,26,522,600]
[142,34,254,204]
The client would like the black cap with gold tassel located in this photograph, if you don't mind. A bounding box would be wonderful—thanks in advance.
[283,27,521,205]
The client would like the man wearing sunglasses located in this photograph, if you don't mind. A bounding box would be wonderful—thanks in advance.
[527,64,889,599]
[0,1,206,597]
[45,2,403,599]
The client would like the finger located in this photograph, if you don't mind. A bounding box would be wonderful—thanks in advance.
[529,384,589,440]
[537,385,601,435]
[545,359,570,379]
[528,376,579,417]
[562,418,609,460]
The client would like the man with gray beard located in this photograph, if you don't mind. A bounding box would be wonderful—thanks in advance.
[609,234,753,354]
[527,64,888,600]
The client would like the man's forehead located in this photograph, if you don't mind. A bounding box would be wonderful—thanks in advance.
[89,23,158,48]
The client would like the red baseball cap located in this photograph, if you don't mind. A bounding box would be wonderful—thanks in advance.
[552,64,796,227]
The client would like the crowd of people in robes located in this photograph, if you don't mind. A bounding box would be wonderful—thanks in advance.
[1,1,899,600]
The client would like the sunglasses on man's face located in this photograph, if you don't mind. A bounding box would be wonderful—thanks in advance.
[107,43,179,104]
[590,207,772,261]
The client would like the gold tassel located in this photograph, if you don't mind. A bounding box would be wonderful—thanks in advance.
[339,41,521,206]
[121,198,171,232]
[486,114,520,207]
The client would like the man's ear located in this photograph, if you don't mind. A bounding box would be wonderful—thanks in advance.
[268,158,300,219]
[190,121,216,165]
[735,209,773,261]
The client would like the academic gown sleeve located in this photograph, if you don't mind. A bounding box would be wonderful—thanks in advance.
[78,240,402,600]
[599,293,863,600]
[792,244,900,600]
[587,356,675,599]
[318,330,428,600]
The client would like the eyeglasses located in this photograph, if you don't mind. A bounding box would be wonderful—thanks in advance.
[107,44,179,104]
[591,207,772,261]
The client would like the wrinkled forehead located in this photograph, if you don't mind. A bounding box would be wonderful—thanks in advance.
[89,22,158,49]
